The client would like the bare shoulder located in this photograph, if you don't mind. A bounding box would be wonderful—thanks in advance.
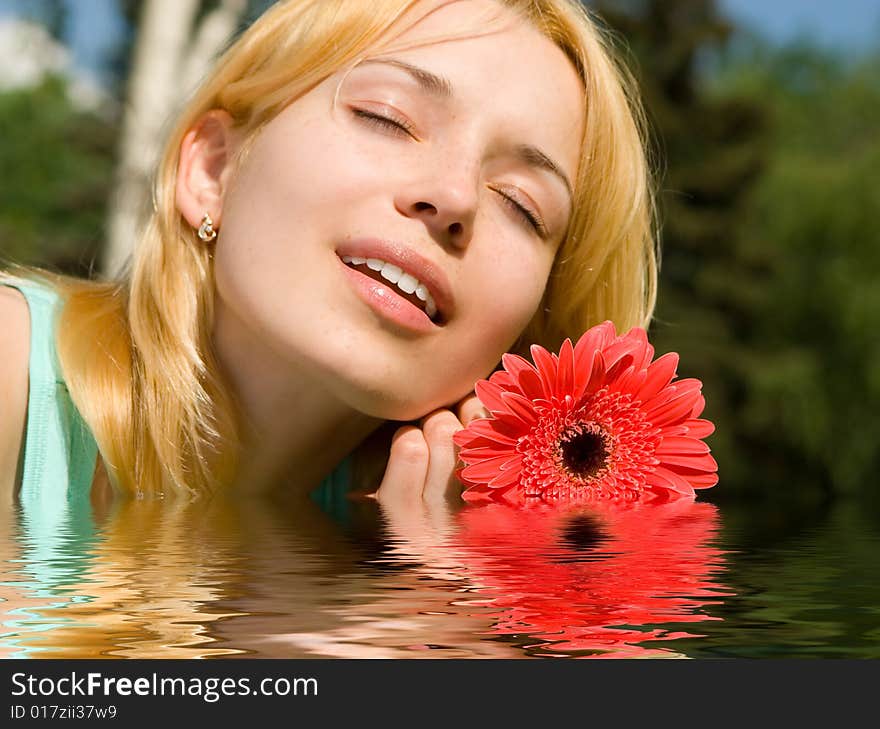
[0,284,31,502]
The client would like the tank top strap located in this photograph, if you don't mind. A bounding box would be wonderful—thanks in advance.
[1,278,99,512]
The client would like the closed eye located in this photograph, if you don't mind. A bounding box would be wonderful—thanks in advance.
[494,188,548,237]
[352,108,416,138]
[354,108,548,237]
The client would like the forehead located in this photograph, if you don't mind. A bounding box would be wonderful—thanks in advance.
[357,0,585,175]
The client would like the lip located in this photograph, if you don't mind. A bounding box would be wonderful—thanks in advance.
[339,261,437,334]
[335,238,455,324]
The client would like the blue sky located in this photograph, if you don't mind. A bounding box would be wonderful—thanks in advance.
[1,0,879,83]
[719,0,880,50]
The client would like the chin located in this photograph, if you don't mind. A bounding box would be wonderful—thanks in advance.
[349,389,435,422]
[335,377,451,422]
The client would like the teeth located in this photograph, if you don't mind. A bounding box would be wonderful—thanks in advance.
[397,273,418,294]
[379,262,403,284]
[342,254,440,322]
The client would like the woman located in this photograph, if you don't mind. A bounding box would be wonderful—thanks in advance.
[0,0,657,511]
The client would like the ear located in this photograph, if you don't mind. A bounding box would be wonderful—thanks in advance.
[175,109,238,231]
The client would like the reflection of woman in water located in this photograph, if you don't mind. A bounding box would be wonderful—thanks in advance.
[0,483,729,658]
[0,0,657,514]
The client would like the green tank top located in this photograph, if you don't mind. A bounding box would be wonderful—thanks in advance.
[3,279,99,511]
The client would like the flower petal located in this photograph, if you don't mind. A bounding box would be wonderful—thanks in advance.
[671,378,704,396]
[572,352,605,407]
[662,467,719,489]
[606,364,637,394]
[468,417,524,442]
[574,321,615,382]
[624,327,654,370]
[612,365,647,395]
[461,455,522,484]
[489,369,516,389]
[602,338,638,372]
[498,390,539,427]
[655,436,711,455]
[605,357,636,384]
[461,488,494,503]
[488,461,524,488]
[501,352,532,376]
[557,338,575,398]
[659,452,718,472]
[657,424,689,437]
[475,379,509,414]
[452,429,480,449]
[573,321,616,370]
[684,418,715,438]
[574,351,607,409]
[646,466,696,497]
[458,445,513,462]
[687,472,719,489]
[530,343,558,399]
[645,388,703,427]
[495,484,525,504]
[637,352,679,403]
[502,353,544,399]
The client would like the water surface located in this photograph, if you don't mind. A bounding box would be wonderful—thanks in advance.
[1,486,877,658]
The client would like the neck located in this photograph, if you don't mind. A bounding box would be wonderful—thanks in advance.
[212,299,384,497]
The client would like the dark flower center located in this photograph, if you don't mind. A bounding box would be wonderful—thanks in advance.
[559,513,607,551]
[560,427,609,479]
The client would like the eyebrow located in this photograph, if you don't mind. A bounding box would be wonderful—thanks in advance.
[356,57,574,207]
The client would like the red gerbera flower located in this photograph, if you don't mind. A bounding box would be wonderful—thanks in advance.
[453,321,718,504]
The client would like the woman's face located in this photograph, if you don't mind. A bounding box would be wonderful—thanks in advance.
[213,0,585,420]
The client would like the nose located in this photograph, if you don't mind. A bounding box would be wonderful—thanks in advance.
[394,166,478,252]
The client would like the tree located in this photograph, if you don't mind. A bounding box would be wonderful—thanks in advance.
[589,0,770,497]
[591,0,880,500]
[709,42,880,497]
[0,16,115,275]
[0,76,115,275]
[103,0,249,276]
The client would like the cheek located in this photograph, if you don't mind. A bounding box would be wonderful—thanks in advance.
[211,118,352,310]
[456,256,550,356]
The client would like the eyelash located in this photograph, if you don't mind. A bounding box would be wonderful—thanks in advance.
[352,108,416,137]
[352,108,548,236]
[495,189,547,236]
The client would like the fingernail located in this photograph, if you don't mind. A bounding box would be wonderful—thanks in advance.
[467,408,490,424]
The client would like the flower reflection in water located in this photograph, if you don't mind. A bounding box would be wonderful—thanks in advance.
[454,499,731,657]
[0,483,731,658]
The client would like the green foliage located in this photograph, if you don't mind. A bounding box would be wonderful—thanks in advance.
[592,0,771,495]
[592,2,879,499]
[709,44,880,496]
[0,76,117,275]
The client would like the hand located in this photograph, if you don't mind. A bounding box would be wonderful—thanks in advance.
[370,392,488,576]
[372,392,489,506]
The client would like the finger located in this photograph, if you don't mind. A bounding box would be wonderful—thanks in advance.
[455,392,490,425]
[373,425,429,505]
[420,409,466,504]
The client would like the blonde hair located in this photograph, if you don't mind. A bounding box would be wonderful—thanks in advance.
[8,0,659,496]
